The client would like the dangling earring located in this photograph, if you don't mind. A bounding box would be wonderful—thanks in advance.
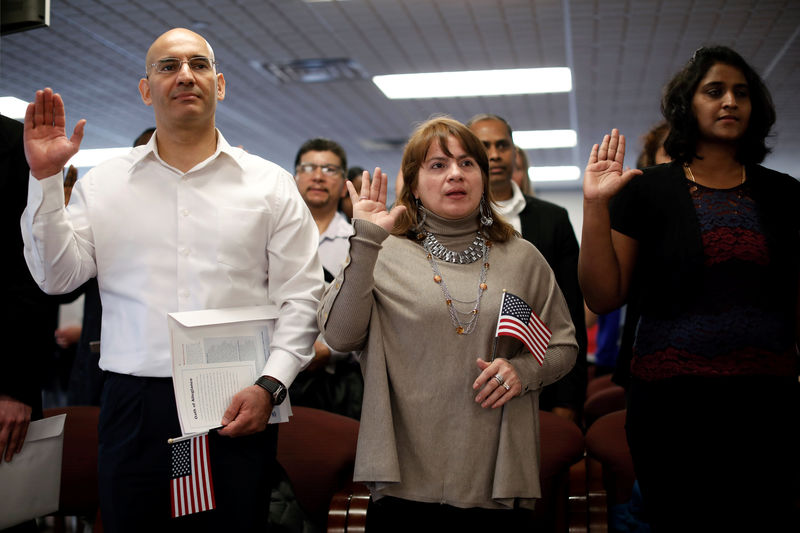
[414,197,427,238]
[479,196,493,227]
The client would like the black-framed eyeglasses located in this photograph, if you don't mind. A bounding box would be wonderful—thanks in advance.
[148,56,217,75]
[296,163,343,176]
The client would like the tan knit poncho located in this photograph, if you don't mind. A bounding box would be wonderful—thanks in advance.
[319,211,577,510]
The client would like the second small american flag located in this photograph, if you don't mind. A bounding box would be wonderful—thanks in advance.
[495,291,552,365]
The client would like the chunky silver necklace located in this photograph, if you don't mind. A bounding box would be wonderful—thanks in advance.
[422,231,491,335]
[421,231,487,264]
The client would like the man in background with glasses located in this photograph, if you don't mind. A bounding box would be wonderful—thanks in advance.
[21,28,323,532]
[290,139,363,420]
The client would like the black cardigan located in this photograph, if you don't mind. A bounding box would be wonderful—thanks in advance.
[610,161,800,386]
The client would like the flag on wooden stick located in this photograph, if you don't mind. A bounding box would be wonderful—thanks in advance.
[494,291,552,365]
[170,432,215,518]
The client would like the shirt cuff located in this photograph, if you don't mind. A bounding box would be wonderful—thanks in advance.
[28,172,67,214]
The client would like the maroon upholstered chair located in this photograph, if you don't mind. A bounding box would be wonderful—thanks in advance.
[586,373,616,400]
[584,410,636,508]
[42,406,101,533]
[534,410,586,531]
[275,406,362,530]
[583,384,626,430]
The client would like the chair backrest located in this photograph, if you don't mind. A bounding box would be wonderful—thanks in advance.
[535,410,585,531]
[584,410,636,504]
[586,374,615,399]
[42,406,100,517]
[583,385,626,429]
[276,406,359,526]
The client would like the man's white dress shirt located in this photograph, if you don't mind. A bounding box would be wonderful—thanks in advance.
[22,131,323,387]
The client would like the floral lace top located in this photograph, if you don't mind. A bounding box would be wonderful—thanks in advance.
[631,179,797,381]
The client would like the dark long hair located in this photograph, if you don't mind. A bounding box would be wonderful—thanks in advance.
[661,46,775,165]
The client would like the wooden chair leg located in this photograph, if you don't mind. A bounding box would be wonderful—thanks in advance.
[568,457,589,533]
[585,456,608,533]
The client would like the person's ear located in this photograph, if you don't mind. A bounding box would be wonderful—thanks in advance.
[139,78,152,106]
[216,73,226,101]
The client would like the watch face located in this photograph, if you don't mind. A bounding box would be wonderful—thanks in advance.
[256,376,286,405]
[273,385,287,405]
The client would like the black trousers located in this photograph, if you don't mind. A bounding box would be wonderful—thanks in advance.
[366,496,534,532]
[98,372,277,533]
[626,376,800,532]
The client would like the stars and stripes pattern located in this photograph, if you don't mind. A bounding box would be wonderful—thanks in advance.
[495,292,552,365]
[170,432,215,518]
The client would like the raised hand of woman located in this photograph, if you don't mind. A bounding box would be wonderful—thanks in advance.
[582,129,642,203]
[23,88,86,180]
[347,166,406,232]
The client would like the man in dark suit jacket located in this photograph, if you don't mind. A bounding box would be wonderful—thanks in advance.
[1,114,52,468]
[468,114,587,422]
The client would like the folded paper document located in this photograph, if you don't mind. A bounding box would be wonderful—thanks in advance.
[168,305,292,436]
[0,413,66,529]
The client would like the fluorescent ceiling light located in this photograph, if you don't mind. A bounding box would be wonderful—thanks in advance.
[0,96,30,119]
[373,67,571,99]
[529,166,581,182]
[67,147,131,168]
[513,129,576,149]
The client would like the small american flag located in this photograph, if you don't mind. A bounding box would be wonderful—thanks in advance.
[170,432,215,518]
[495,291,552,366]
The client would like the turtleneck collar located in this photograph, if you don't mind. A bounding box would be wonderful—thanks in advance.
[419,206,481,249]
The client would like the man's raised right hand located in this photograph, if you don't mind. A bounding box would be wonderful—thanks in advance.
[24,87,86,179]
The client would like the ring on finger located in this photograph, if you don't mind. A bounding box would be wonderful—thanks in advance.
[494,373,504,386]
[359,196,369,200]
[502,382,510,391]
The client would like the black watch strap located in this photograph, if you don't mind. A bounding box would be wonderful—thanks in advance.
[254,376,287,406]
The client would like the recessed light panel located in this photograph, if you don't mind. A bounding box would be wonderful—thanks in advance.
[373,67,571,99]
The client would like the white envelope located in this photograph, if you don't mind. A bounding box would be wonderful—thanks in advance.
[0,413,66,529]
[168,305,292,436]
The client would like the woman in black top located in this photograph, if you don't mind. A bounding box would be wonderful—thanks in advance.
[579,46,799,530]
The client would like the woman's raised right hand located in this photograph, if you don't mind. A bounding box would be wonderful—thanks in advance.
[346,166,406,233]
[583,129,642,203]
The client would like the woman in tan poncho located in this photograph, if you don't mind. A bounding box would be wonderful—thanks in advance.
[319,117,578,530]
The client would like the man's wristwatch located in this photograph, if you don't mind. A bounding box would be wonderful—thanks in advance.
[255,376,287,406]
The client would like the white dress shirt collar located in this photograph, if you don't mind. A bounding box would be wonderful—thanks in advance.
[130,128,245,175]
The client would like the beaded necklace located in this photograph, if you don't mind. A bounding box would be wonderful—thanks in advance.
[421,231,491,335]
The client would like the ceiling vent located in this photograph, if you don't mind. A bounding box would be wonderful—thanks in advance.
[250,58,368,84]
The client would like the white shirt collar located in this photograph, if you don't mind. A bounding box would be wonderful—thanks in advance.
[130,128,244,174]
[493,181,527,218]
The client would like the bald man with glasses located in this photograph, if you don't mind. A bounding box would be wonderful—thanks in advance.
[21,28,323,532]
